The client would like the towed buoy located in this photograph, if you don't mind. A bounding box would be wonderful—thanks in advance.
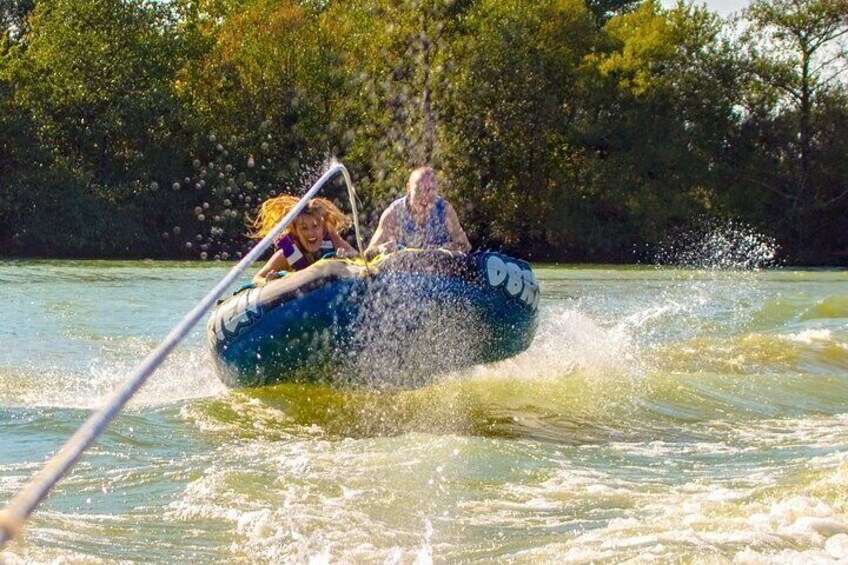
[207,249,540,388]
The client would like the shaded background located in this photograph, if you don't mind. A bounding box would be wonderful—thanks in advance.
[1,0,847,264]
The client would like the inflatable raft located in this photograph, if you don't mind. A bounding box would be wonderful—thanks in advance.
[206,249,540,388]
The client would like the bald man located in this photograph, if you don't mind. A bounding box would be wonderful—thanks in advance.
[365,167,471,259]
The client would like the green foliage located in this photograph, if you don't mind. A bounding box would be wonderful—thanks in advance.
[171,0,352,258]
[1,0,200,256]
[11,0,187,183]
[571,1,744,256]
[438,0,596,256]
[741,0,848,260]
[182,0,338,142]
[318,0,481,208]
[0,0,846,264]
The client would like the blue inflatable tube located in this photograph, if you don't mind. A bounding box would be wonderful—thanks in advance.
[206,249,540,388]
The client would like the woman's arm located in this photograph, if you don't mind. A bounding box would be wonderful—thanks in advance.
[252,250,291,286]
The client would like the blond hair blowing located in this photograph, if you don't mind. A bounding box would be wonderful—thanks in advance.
[249,195,351,239]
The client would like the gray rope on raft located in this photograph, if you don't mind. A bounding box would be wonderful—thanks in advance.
[0,162,364,548]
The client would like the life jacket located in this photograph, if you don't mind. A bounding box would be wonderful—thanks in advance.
[274,232,335,271]
[389,196,450,248]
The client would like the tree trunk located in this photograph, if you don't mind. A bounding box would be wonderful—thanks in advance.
[796,45,814,258]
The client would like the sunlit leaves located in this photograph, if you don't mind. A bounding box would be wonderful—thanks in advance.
[439,0,596,251]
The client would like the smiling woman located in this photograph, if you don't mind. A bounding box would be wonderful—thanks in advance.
[249,195,357,286]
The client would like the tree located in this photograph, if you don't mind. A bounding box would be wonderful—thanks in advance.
[317,0,479,210]
[438,0,597,256]
[577,0,743,257]
[743,0,848,256]
[4,0,195,256]
[12,0,188,184]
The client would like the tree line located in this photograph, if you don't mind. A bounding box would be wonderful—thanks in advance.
[1,0,847,264]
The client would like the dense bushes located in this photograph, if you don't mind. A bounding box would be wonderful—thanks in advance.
[1,0,846,264]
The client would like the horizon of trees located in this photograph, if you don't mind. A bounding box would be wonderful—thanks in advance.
[1,0,847,265]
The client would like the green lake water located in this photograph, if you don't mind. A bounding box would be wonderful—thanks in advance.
[1,260,847,563]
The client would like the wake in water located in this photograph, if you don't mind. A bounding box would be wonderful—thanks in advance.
[3,225,848,564]
[187,221,843,441]
[0,343,225,410]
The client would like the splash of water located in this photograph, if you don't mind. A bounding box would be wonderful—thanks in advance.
[653,219,779,270]
[164,127,360,262]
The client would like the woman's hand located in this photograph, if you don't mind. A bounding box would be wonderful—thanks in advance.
[364,240,397,261]
[334,247,356,259]
[257,271,280,286]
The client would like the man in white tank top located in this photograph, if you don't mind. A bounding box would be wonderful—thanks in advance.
[365,167,471,259]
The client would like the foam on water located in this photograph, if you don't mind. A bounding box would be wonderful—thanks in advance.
[786,328,833,344]
[217,408,840,563]
[465,434,848,563]
[0,343,225,410]
[161,432,467,563]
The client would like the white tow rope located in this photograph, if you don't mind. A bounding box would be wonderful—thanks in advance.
[0,162,363,548]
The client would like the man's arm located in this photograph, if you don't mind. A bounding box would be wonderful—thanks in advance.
[444,202,471,253]
[365,206,398,259]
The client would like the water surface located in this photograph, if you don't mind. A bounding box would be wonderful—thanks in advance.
[1,260,847,563]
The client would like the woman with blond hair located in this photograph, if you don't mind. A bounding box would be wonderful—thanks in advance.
[249,195,357,286]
